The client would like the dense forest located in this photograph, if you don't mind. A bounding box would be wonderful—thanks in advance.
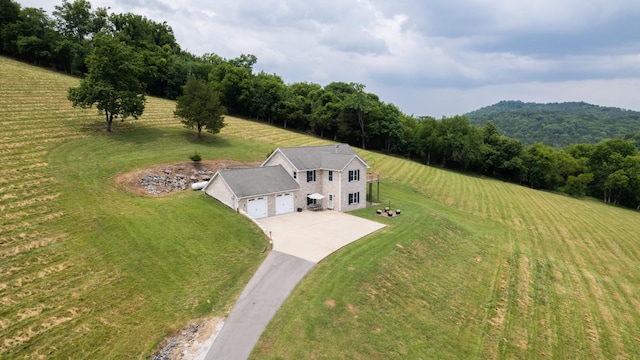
[467,100,640,148]
[2,0,640,210]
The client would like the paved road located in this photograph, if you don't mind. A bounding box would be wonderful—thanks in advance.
[205,251,315,360]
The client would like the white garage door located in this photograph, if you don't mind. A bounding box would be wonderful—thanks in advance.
[275,193,294,215]
[247,197,267,219]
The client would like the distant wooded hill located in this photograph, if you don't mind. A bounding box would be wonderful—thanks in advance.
[466,101,640,148]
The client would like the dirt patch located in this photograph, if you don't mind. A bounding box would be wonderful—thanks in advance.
[114,160,260,196]
[324,299,336,308]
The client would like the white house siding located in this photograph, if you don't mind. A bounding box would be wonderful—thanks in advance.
[297,170,322,209]
[263,151,297,179]
[204,176,236,210]
[340,158,367,211]
[323,170,341,210]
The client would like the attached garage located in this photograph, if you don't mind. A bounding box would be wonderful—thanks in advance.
[247,197,268,219]
[275,193,294,215]
[203,165,300,219]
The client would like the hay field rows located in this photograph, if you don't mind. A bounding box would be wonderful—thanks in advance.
[2,55,640,358]
[0,57,267,358]
[223,102,640,357]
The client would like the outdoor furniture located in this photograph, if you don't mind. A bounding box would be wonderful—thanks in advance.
[308,203,321,211]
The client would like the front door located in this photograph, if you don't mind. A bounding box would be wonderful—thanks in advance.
[328,193,334,210]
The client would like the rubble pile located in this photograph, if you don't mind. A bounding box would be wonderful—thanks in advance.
[138,165,214,195]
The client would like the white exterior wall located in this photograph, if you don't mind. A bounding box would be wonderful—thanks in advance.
[321,169,340,210]
[297,170,321,210]
[261,148,369,213]
[340,158,367,211]
[204,176,236,210]
[263,151,297,179]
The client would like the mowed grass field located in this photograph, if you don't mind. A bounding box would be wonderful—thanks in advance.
[2,56,640,359]
[0,56,275,358]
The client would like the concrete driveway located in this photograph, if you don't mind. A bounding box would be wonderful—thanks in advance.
[205,211,385,359]
[257,210,387,263]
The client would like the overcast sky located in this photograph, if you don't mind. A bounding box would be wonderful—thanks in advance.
[18,0,640,117]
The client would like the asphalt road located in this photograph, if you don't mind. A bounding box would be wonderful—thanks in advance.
[205,250,315,360]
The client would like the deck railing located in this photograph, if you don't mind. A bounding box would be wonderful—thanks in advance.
[366,172,380,183]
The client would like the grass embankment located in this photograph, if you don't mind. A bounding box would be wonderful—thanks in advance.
[0,56,271,358]
[2,56,640,359]
[250,144,640,357]
[222,100,640,357]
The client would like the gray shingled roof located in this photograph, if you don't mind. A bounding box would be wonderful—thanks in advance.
[218,165,299,198]
[277,144,367,171]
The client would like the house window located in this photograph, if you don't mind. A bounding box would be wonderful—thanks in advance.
[307,170,316,182]
[293,171,297,179]
[328,171,333,181]
[348,192,360,204]
[348,169,360,182]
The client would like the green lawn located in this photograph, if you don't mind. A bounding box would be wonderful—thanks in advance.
[2,56,640,359]
[250,154,640,358]
[0,57,270,358]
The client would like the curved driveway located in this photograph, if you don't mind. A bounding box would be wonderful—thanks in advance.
[205,211,386,359]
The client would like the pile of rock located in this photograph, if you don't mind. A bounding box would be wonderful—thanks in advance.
[138,165,214,195]
[152,322,201,360]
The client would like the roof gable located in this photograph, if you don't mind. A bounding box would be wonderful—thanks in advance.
[275,144,368,170]
[217,165,299,198]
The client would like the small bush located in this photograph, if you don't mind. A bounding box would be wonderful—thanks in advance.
[189,152,202,162]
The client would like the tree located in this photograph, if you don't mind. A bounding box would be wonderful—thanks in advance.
[250,72,285,124]
[439,115,483,170]
[3,7,53,64]
[418,116,440,165]
[209,61,254,115]
[68,33,145,132]
[588,139,638,202]
[0,0,21,53]
[174,76,226,137]
[344,83,372,149]
[53,0,93,42]
[604,170,629,204]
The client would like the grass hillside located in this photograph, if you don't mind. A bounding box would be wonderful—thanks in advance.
[0,57,273,358]
[2,56,640,359]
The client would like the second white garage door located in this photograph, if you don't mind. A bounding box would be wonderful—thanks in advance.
[275,193,294,215]
[247,197,268,219]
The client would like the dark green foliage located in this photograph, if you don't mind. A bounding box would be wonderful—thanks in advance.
[467,100,640,147]
[174,76,226,137]
[5,0,640,210]
[0,0,20,51]
[189,152,202,162]
[67,32,145,132]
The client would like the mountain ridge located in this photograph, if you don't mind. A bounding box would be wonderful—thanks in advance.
[466,100,640,147]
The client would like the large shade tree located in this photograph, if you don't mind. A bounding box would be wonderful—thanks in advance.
[68,32,145,132]
[174,76,227,137]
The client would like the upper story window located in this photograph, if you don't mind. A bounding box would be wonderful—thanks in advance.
[307,170,316,182]
[348,169,360,182]
[328,171,333,181]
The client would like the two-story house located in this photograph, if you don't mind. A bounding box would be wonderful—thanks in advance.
[203,144,370,219]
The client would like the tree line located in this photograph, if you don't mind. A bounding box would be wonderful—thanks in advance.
[2,0,639,210]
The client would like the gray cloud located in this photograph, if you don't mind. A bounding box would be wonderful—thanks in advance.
[17,0,640,116]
